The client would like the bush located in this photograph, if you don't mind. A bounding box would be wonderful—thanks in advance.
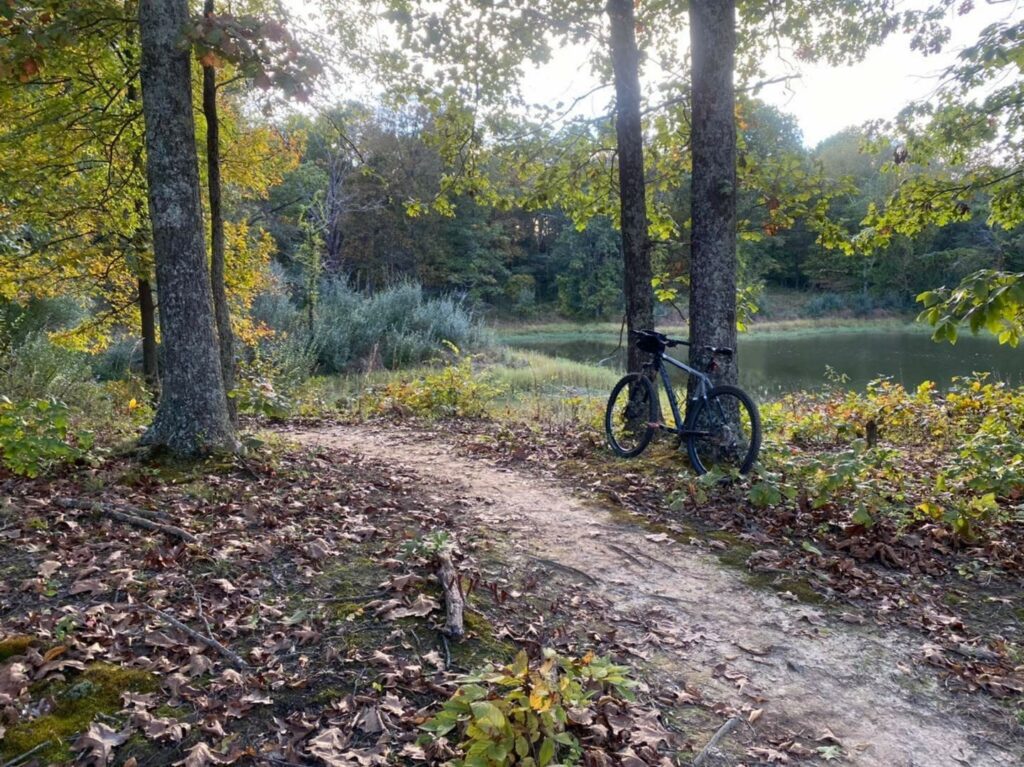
[370,344,501,419]
[802,293,847,318]
[753,375,1024,538]
[420,649,635,767]
[0,397,93,477]
[0,332,94,403]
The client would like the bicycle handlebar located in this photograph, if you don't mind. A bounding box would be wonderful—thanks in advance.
[630,329,733,356]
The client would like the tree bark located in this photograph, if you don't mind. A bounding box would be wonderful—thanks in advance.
[689,0,738,387]
[137,0,236,455]
[138,277,159,394]
[124,1,159,402]
[606,0,654,374]
[203,0,236,423]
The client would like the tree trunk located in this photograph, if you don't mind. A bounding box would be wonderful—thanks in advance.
[606,0,654,374]
[689,0,738,387]
[124,1,159,402]
[203,0,236,423]
[138,0,236,454]
[138,277,159,395]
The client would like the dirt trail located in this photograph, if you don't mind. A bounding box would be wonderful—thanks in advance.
[291,424,1022,767]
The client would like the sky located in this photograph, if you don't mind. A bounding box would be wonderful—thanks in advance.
[757,1,1021,146]
[520,0,1022,148]
[289,1,1021,148]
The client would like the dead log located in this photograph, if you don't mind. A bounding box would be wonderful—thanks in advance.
[436,550,465,640]
[56,498,197,543]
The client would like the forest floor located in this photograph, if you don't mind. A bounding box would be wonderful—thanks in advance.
[1,416,1021,767]
[290,421,1024,767]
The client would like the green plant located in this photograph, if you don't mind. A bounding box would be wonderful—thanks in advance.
[421,649,635,767]
[0,397,92,477]
[371,343,501,419]
[753,374,1024,539]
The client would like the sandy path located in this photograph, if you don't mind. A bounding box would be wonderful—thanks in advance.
[291,424,1022,767]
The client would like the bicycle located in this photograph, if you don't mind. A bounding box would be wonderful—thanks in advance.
[604,329,762,474]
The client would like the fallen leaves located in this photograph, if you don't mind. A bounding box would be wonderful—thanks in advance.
[73,722,130,766]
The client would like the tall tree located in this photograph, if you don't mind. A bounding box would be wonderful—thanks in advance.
[201,0,236,421]
[138,0,235,454]
[607,0,654,373]
[689,0,738,385]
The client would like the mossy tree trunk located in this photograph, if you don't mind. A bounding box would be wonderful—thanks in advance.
[689,0,738,387]
[607,0,655,374]
[137,0,236,454]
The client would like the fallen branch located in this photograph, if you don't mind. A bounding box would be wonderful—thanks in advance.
[436,549,465,640]
[141,603,248,669]
[693,715,743,767]
[56,498,197,543]
[2,740,52,767]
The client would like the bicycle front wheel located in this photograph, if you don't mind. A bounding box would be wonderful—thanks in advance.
[685,384,761,475]
[605,373,658,458]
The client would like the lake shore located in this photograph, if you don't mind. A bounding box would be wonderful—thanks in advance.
[493,316,924,344]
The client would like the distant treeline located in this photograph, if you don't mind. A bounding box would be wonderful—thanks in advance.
[255,106,1024,321]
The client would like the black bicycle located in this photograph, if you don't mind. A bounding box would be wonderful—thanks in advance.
[605,330,761,474]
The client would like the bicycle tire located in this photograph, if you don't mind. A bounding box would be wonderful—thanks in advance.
[685,384,761,475]
[605,373,658,458]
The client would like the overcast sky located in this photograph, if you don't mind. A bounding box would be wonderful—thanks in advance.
[758,1,1020,146]
[520,0,1021,147]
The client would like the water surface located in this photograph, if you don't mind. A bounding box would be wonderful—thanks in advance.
[506,328,1024,397]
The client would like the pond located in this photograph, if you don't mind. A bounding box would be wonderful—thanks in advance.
[503,326,1024,397]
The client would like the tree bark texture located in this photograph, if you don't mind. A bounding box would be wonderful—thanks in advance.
[606,0,654,374]
[138,277,159,394]
[138,0,236,454]
[203,0,237,422]
[689,0,739,387]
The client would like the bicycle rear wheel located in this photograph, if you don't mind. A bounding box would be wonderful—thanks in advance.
[685,384,761,475]
[605,373,658,458]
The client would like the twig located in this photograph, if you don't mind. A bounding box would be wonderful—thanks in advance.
[56,498,197,543]
[693,715,743,767]
[531,557,598,586]
[2,740,52,767]
[141,603,248,669]
[436,549,465,639]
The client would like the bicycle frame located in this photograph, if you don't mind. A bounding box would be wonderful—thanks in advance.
[645,352,714,436]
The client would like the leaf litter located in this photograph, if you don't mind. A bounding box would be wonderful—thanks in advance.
[0,440,699,767]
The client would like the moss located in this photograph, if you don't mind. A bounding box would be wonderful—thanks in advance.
[329,602,365,620]
[0,663,158,764]
[943,591,966,606]
[716,543,756,570]
[450,610,516,669]
[0,635,35,661]
[770,577,826,605]
[314,687,348,705]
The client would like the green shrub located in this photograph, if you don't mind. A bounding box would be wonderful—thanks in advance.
[0,397,93,477]
[803,293,847,318]
[250,279,489,376]
[0,332,93,403]
[754,375,1024,538]
[421,649,634,767]
[370,344,501,419]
